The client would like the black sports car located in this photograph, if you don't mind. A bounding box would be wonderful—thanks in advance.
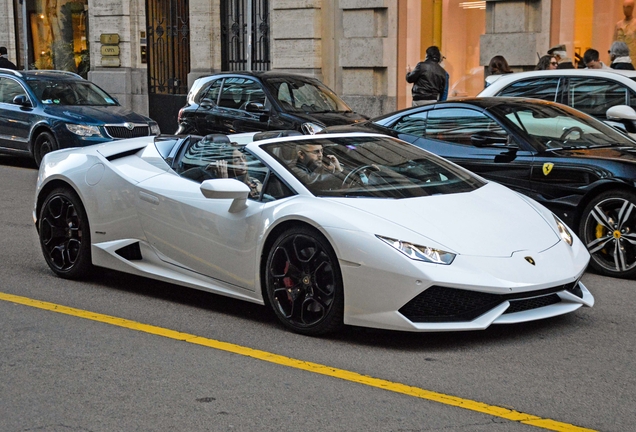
[327,97,636,279]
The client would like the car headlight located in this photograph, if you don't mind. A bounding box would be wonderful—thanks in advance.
[65,124,102,137]
[553,215,573,246]
[301,122,324,135]
[150,123,161,135]
[377,235,456,265]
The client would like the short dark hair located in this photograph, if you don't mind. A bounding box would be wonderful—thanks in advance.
[425,46,442,63]
[583,48,600,65]
[0,47,7,55]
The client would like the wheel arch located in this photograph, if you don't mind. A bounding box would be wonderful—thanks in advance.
[29,123,56,154]
[35,179,85,232]
[573,180,636,232]
[258,219,329,304]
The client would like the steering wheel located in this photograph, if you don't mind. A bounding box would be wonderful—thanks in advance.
[342,165,381,187]
[560,126,584,140]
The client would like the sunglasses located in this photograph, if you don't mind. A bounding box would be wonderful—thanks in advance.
[302,148,323,155]
[550,61,558,66]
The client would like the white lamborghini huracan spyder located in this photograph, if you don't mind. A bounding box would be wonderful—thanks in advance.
[34,131,594,335]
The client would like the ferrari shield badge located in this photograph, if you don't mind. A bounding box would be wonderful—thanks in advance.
[542,163,554,176]
[525,256,536,265]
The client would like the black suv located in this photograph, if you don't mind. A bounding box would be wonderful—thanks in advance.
[176,71,368,136]
[0,69,160,165]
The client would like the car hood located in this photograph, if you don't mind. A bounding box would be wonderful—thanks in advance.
[334,182,560,257]
[290,111,368,127]
[43,105,153,125]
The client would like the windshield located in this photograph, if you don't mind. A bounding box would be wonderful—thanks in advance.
[489,102,636,150]
[26,78,119,106]
[262,136,485,198]
[263,76,352,113]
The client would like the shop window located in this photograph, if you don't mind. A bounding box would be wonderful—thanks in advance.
[29,1,89,77]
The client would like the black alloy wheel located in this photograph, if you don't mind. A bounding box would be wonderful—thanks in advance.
[265,226,344,335]
[39,188,92,279]
[34,131,59,167]
[580,190,636,278]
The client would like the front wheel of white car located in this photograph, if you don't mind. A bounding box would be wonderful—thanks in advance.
[265,227,344,335]
[39,187,93,279]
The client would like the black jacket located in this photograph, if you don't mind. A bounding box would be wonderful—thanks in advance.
[0,56,17,70]
[406,59,447,101]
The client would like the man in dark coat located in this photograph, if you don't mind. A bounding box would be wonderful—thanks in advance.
[406,46,447,106]
[0,47,17,70]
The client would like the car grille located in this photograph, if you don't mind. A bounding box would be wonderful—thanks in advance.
[398,281,581,323]
[105,124,150,139]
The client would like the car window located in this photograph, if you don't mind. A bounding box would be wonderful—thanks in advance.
[173,135,269,200]
[199,79,222,104]
[218,77,266,110]
[497,77,560,102]
[263,76,351,113]
[491,102,636,150]
[392,111,427,137]
[569,77,628,117]
[262,136,485,198]
[0,77,26,104]
[425,108,508,146]
[26,79,118,106]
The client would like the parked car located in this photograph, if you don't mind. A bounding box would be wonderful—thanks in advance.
[326,97,636,279]
[0,69,160,166]
[34,131,592,335]
[478,69,636,137]
[176,72,368,136]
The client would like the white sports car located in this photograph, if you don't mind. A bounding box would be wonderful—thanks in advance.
[33,131,594,335]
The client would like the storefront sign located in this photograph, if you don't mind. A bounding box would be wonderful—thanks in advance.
[101,45,120,56]
[101,56,121,67]
[100,34,120,45]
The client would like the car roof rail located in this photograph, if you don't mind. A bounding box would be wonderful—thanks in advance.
[0,68,23,77]
[37,70,84,79]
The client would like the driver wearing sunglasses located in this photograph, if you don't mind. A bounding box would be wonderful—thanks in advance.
[291,143,343,186]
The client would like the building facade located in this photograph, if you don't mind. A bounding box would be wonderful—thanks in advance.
[0,0,629,132]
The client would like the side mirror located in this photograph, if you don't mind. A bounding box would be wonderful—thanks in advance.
[606,105,636,121]
[606,105,636,134]
[471,132,510,148]
[245,102,267,112]
[13,95,32,107]
[200,178,250,213]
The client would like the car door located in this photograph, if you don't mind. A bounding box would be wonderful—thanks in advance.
[389,107,534,195]
[135,141,270,290]
[197,77,271,135]
[0,77,33,151]
[135,174,264,291]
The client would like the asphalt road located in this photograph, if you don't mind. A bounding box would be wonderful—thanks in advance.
[0,154,634,432]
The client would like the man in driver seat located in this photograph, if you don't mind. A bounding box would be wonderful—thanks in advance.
[291,144,343,187]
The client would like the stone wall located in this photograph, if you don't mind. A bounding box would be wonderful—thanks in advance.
[0,0,17,65]
[480,0,550,70]
[271,0,397,118]
[87,0,148,115]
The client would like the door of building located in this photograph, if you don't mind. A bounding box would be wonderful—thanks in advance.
[221,0,270,71]
[146,0,190,133]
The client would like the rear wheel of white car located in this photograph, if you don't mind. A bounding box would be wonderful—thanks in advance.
[34,131,59,167]
[580,190,636,278]
[39,187,92,279]
[265,226,344,335]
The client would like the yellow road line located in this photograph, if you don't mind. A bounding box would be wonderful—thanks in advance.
[0,291,595,432]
